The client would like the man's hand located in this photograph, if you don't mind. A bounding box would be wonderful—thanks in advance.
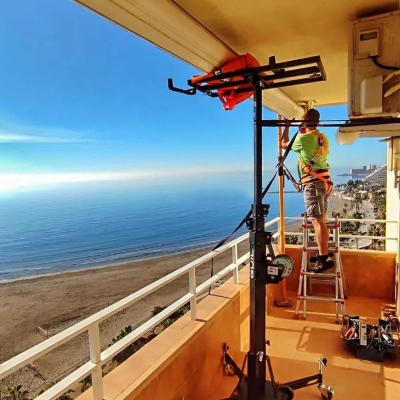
[284,117,293,126]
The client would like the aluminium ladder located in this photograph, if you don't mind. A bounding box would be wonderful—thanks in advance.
[294,212,347,322]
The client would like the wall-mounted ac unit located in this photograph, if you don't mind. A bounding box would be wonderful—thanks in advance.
[348,11,400,119]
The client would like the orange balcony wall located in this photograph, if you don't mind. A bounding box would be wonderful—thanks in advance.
[76,248,398,400]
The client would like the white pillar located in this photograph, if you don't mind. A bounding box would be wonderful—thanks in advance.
[386,140,400,315]
[386,170,399,252]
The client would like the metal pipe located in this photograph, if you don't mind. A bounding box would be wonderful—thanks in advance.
[278,114,288,301]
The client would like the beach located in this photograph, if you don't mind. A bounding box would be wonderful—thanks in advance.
[0,192,348,393]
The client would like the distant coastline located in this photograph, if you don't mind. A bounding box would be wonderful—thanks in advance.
[337,173,368,177]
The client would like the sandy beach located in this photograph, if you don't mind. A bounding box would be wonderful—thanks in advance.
[0,192,348,394]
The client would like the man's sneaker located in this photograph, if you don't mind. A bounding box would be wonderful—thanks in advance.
[307,257,335,273]
[310,252,334,262]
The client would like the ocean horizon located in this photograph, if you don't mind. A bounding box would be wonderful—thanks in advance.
[0,168,351,281]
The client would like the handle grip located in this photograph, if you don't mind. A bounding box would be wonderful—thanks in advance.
[167,78,196,95]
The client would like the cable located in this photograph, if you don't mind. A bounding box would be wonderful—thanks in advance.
[208,258,214,295]
[212,129,300,252]
[371,56,399,71]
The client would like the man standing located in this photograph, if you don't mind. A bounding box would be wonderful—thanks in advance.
[281,109,334,273]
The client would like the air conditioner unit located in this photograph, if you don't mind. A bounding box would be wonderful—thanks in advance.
[348,11,400,120]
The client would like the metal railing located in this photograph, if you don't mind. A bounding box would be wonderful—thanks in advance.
[0,215,397,400]
[0,217,279,400]
[283,216,398,245]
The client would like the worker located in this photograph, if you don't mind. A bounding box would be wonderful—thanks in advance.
[281,109,334,273]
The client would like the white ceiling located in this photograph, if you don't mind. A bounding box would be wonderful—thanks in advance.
[74,0,399,117]
[172,0,399,105]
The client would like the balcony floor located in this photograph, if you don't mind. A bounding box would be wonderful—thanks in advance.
[208,292,400,400]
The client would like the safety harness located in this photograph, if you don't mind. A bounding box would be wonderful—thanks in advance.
[298,130,333,194]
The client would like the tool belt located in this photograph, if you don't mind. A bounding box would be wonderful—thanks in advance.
[300,168,333,194]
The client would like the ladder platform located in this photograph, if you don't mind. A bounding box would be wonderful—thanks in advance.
[303,272,337,278]
[309,279,336,286]
[304,246,337,252]
[307,241,336,247]
[303,222,338,229]
[298,295,343,302]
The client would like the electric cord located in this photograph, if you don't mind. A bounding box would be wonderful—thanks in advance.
[370,55,399,71]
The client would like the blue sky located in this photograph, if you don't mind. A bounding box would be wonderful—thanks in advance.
[0,0,387,188]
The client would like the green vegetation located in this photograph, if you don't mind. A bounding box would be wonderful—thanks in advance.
[1,386,30,400]
[285,235,303,245]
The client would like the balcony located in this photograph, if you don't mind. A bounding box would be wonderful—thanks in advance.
[0,216,399,400]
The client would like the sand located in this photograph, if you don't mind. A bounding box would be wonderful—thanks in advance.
[0,192,348,394]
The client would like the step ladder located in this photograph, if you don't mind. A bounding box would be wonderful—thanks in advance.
[294,213,347,322]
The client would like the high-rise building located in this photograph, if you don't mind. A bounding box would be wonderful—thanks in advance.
[363,164,387,186]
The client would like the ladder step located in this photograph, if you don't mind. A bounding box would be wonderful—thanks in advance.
[307,241,336,247]
[304,247,337,252]
[304,272,337,278]
[298,295,343,302]
[304,222,338,229]
[310,279,335,286]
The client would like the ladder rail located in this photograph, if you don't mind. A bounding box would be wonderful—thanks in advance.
[294,213,347,322]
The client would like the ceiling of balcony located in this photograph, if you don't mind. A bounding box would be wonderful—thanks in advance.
[74,0,399,115]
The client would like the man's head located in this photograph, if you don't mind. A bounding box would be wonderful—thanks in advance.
[303,108,320,130]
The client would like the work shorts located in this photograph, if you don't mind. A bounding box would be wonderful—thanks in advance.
[303,181,330,218]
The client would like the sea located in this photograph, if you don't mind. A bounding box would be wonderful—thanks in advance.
[0,168,350,281]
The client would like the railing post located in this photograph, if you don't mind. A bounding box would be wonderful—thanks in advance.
[88,324,103,400]
[188,268,197,320]
[232,244,239,284]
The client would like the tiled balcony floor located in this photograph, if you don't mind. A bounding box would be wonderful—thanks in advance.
[208,291,399,400]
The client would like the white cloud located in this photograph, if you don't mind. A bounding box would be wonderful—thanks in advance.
[0,122,93,143]
[0,165,253,193]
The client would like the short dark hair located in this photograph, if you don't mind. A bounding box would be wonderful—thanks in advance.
[303,109,320,128]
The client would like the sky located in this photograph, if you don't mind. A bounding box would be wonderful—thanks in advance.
[0,0,388,191]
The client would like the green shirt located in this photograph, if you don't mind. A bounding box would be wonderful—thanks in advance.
[292,130,330,179]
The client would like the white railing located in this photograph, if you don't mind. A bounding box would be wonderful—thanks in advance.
[283,216,398,243]
[0,215,397,400]
[0,217,279,400]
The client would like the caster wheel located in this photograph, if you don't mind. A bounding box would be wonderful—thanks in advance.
[278,385,294,400]
[293,314,299,320]
[319,383,334,400]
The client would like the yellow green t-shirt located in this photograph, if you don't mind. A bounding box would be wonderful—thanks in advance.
[291,130,330,179]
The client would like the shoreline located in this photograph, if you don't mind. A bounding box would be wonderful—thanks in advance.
[0,245,218,285]
[0,192,346,284]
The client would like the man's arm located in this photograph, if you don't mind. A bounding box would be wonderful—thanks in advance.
[281,119,292,149]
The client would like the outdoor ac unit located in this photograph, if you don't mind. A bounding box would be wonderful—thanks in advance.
[348,11,400,119]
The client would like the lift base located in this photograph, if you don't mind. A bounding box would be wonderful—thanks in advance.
[222,344,334,400]
[222,378,294,400]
